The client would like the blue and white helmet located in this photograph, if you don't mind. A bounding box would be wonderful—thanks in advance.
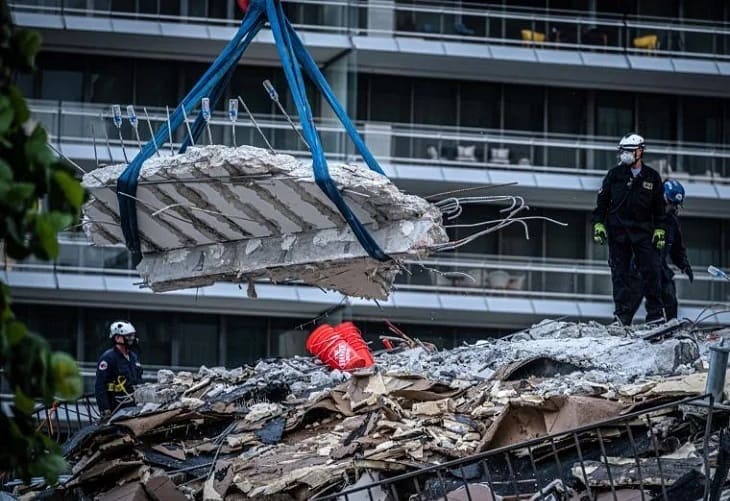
[664,179,685,206]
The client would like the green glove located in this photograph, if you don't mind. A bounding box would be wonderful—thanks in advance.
[593,223,607,245]
[652,229,666,250]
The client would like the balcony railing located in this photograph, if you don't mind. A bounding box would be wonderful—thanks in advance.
[6,233,730,307]
[10,0,730,60]
[30,100,730,182]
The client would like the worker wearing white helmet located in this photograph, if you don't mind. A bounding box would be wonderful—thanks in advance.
[94,320,143,417]
[592,133,667,325]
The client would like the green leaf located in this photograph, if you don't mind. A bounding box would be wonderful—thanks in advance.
[3,182,35,206]
[11,29,42,71]
[52,170,85,210]
[50,352,82,400]
[14,388,35,415]
[33,451,67,486]
[0,95,14,134]
[0,158,13,183]
[8,85,31,125]
[24,125,55,168]
[33,213,61,259]
[6,319,27,345]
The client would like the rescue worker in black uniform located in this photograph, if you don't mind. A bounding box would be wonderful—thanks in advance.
[625,179,694,321]
[592,133,667,325]
[95,320,143,417]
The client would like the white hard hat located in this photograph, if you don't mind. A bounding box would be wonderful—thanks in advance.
[109,321,136,338]
[618,133,645,151]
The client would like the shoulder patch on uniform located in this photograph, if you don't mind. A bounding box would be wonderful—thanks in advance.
[642,181,653,190]
[98,360,108,371]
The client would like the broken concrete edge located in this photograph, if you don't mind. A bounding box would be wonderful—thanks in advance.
[136,211,445,299]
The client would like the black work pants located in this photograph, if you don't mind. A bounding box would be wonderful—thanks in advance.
[625,263,678,323]
[608,228,664,324]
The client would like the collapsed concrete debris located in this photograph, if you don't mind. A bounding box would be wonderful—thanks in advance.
[12,320,730,500]
[81,145,448,299]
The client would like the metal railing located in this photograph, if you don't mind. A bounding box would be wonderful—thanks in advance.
[30,100,730,182]
[10,0,730,60]
[314,395,721,501]
[6,235,730,306]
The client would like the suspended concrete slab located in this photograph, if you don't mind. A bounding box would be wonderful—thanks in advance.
[81,145,448,299]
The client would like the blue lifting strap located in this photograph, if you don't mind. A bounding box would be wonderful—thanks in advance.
[116,0,389,267]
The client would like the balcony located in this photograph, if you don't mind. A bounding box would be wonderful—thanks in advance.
[5,233,730,327]
[10,0,730,95]
[28,100,730,217]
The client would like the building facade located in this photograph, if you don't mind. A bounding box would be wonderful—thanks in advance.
[8,0,730,380]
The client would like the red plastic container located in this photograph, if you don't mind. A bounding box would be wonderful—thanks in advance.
[306,324,370,371]
[334,322,374,366]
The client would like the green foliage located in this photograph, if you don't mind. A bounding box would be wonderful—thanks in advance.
[0,2,89,485]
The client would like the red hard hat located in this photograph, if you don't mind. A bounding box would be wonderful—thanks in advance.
[237,0,250,12]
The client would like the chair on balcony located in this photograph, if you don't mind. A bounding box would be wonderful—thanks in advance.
[488,270,511,289]
[633,34,659,53]
[456,145,478,162]
[521,29,545,45]
[490,148,510,165]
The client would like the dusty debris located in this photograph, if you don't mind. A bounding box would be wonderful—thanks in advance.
[82,145,449,299]
[13,319,730,500]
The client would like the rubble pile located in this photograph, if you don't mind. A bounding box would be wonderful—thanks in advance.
[16,320,730,500]
[82,145,448,299]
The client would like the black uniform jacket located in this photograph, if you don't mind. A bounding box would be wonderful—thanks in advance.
[592,162,667,235]
[95,346,143,413]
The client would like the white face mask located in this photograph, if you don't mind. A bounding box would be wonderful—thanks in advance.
[618,150,636,166]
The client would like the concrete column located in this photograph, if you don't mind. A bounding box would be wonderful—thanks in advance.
[367,0,394,35]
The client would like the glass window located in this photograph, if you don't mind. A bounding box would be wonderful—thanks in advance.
[226,316,268,366]
[504,84,544,132]
[230,65,276,114]
[638,94,675,141]
[15,304,77,357]
[178,314,218,367]
[41,70,84,102]
[413,78,457,126]
[356,74,369,120]
[596,0,635,15]
[88,57,134,103]
[499,209,543,257]
[683,217,720,267]
[135,59,178,106]
[449,205,499,257]
[544,209,586,259]
[160,0,181,15]
[14,73,35,99]
[83,308,173,365]
[84,307,129,363]
[270,317,310,357]
[595,91,633,137]
[368,75,411,124]
[548,88,586,134]
[638,0,678,18]
[682,96,722,143]
[460,81,500,129]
